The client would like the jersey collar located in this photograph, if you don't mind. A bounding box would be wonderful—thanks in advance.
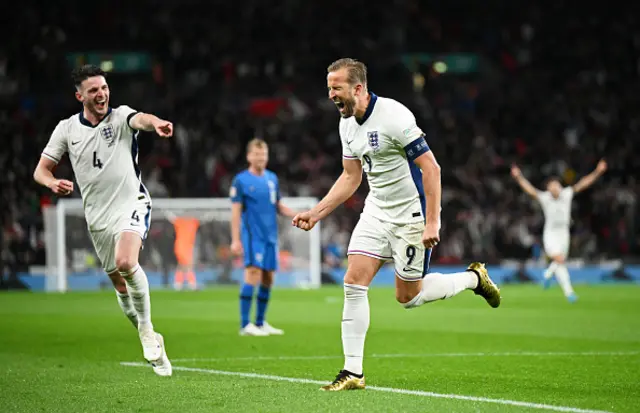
[79,107,113,128]
[356,92,377,126]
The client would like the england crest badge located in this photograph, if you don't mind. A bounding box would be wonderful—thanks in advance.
[100,125,116,147]
[367,131,380,152]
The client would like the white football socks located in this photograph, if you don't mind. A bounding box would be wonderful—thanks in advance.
[554,264,575,297]
[544,261,559,280]
[120,264,153,331]
[403,271,478,308]
[115,289,138,328]
[342,283,369,376]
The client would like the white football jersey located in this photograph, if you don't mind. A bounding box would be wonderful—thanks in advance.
[536,187,574,233]
[340,93,430,225]
[42,106,150,231]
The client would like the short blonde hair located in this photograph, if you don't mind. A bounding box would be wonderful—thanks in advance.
[247,138,267,153]
[327,58,368,87]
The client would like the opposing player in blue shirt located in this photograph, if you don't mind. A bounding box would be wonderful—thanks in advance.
[230,138,296,336]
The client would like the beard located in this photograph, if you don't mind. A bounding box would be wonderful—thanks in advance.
[90,98,109,117]
[335,96,357,118]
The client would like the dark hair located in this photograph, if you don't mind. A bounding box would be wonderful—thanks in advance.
[71,64,106,88]
[545,176,562,187]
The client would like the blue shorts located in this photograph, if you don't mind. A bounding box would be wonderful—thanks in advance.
[242,236,278,271]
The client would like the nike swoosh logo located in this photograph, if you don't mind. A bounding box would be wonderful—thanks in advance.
[71,141,81,145]
[402,267,416,272]
[347,140,354,144]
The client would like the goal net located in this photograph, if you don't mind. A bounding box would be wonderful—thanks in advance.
[42,198,321,292]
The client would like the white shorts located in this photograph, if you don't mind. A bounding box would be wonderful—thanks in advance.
[542,230,570,258]
[347,213,431,281]
[89,199,152,273]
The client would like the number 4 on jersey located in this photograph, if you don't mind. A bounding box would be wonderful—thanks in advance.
[93,151,103,169]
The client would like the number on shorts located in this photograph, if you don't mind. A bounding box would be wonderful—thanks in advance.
[405,245,416,266]
[363,154,372,173]
[131,210,140,222]
[93,151,103,169]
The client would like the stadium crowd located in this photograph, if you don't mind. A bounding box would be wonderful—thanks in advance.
[1,1,639,281]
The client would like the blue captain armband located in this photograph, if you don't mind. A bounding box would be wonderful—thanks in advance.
[403,134,430,162]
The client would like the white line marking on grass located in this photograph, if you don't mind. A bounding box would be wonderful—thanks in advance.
[171,350,640,363]
[120,362,614,413]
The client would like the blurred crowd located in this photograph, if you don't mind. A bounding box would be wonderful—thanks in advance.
[2,0,639,278]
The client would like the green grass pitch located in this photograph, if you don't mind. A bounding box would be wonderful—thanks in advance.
[1,284,639,412]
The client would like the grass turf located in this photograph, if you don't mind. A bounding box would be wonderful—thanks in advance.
[1,284,639,412]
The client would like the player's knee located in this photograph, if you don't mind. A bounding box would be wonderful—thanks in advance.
[115,256,138,274]
[244,267,261,285]
[554,256,565,264]
[344,267,372,286]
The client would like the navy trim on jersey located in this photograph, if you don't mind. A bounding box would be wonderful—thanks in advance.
[126,111,139,130]
[356,92,378,125]
[42,152,60,163]
[422,248,432,277]
[404,134,430,162]
[407,160,426,218]
[79,107,112,128]
[143,203,152,239]
[130,131,150,197]
[407,155,433,277]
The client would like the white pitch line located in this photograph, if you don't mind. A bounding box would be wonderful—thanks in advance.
[120,362,614,413]
[171,350,640,363]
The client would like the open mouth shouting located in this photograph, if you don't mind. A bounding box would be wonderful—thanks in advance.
[334,99,349,116]
[95,98,107,111]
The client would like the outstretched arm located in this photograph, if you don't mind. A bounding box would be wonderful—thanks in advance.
[573,159,607,193]
[292,158,362,230]
[277,202,297,218]
[511,165,539,199]
[129,113,173,137]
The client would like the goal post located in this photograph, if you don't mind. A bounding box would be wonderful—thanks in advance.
[43,197,321,292]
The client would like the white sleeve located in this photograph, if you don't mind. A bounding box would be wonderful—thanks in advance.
[562,187,574,202]
[388,102,425,146]
[42,121,68,164]
[117,105,139,131]
[339,121,357,160]
[387,101,429,161]
[536,190,551,206]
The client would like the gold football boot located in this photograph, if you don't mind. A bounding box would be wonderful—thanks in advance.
[320,370,365,391]
[468,262,501,308]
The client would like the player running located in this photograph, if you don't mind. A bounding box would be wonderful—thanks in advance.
[33,65,172,376]
[511,160,607,302]
[230,139,297,336]
[292,58,501,391]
